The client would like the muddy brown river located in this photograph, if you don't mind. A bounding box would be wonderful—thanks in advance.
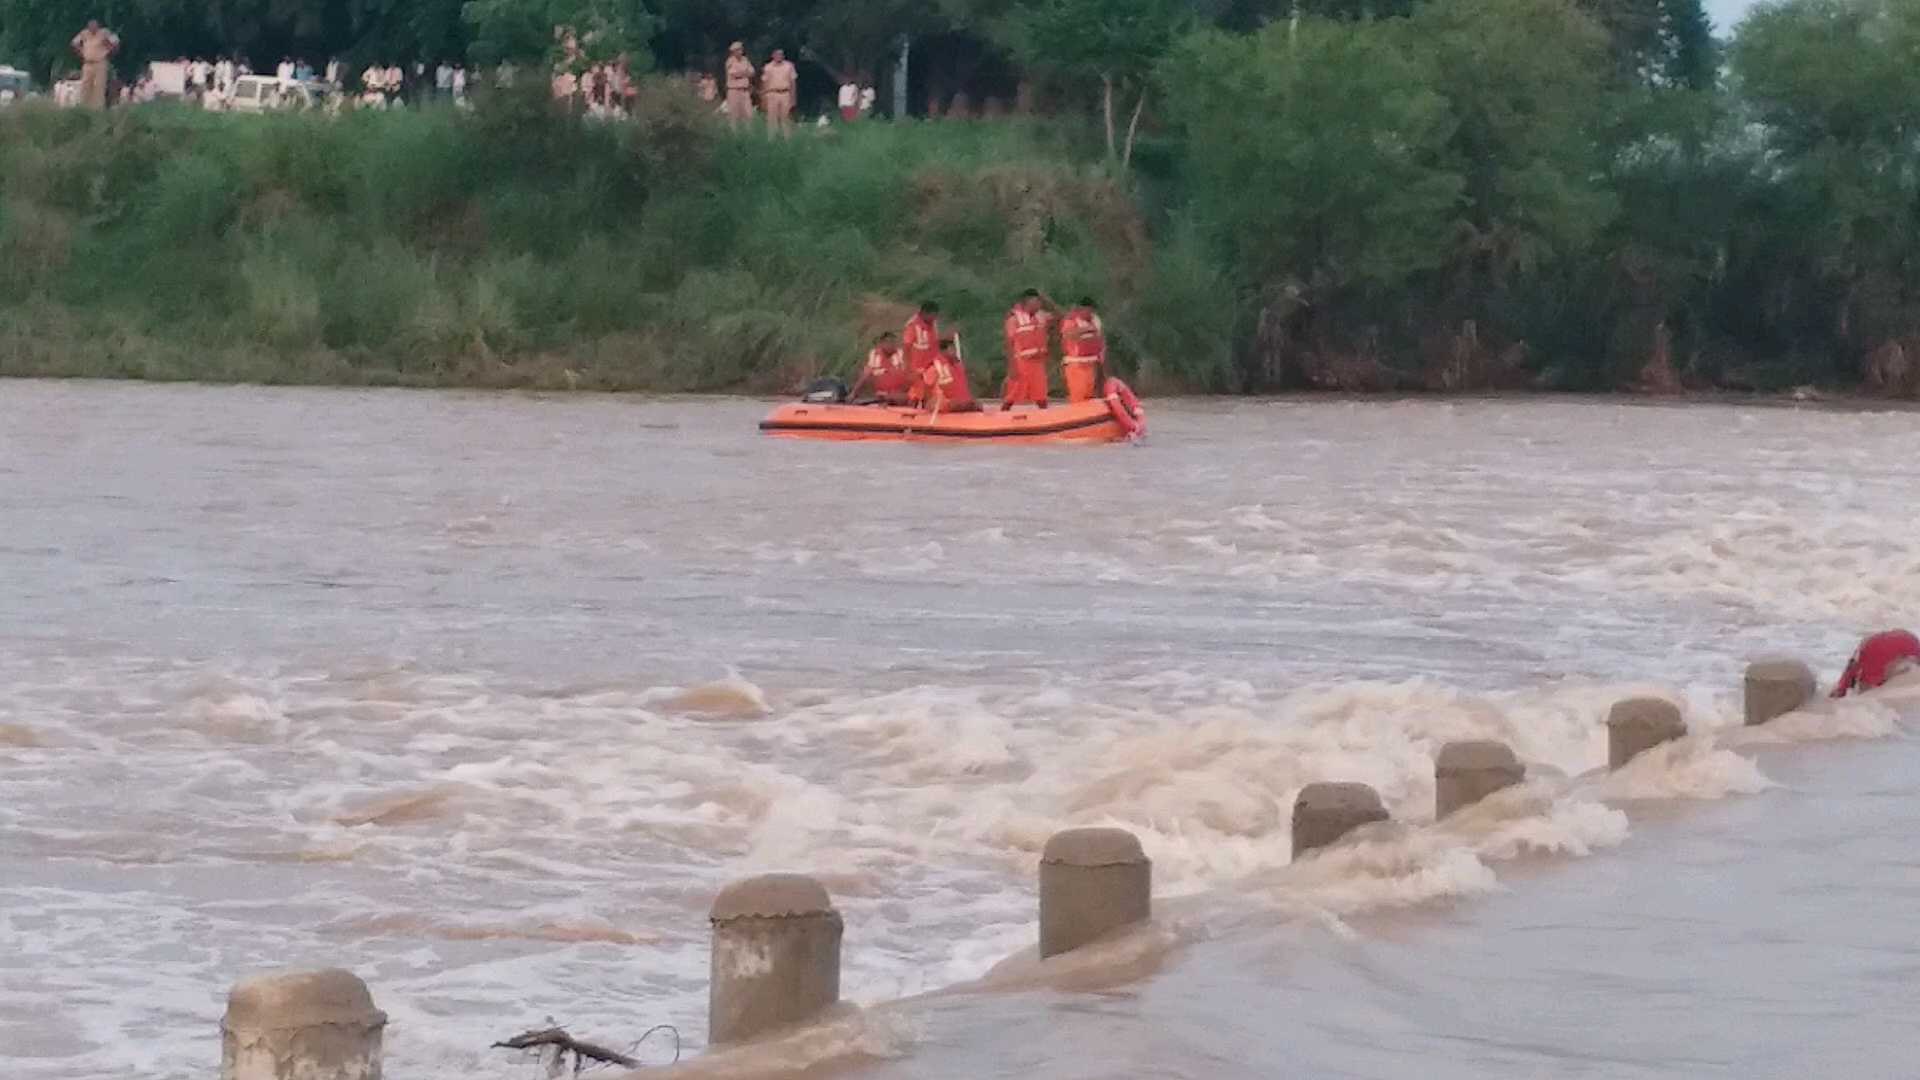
[1,380,1916,1078]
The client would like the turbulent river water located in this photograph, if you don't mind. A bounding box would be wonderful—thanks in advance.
[2,381,1917,1079]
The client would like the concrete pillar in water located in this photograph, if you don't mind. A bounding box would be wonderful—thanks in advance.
[708,873,842,1045]
[221,968,386,1080]
[1607,698,1686,768]
[1434,740,1525,819]
[1039,827,1151,959]
[1291,782,1389,858]
[1745,659,1816,726]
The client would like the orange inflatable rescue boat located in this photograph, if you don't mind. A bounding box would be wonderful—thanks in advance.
[760,379,1145,444]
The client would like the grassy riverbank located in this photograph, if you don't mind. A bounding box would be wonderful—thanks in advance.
[0,89,1224,393]
[4,0,1920,399]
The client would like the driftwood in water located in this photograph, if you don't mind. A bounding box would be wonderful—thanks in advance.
[493,1026,639,1070]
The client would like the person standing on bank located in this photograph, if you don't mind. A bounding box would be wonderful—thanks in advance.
[70,20,120,111]
[723,42,755,128]
[1059,297,1108,403]
[761,48,798,137]
[1001,288,1055,410]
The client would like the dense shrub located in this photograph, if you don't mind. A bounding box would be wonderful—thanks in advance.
[0,87,1200,390]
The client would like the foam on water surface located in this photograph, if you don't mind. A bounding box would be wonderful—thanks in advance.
[3,387,1918,1078]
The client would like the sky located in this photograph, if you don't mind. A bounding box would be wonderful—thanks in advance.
[1707,0,1759,34]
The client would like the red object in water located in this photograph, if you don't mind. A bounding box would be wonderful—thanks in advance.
[1831,629,1920,697]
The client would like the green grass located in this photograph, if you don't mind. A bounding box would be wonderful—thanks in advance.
[0,89,1223,392]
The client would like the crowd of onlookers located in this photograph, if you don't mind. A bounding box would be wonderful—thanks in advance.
[354,60,471,108]
[685,43,878,135]
[53,18,885,128]
[106,51,473,110]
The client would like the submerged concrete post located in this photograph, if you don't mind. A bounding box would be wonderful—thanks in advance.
[221,968,385,1080]
[1435,740,1525,819]
[1039,827,1151,959]
[1291,782,1388,859]
[1607,698,1686,769]
[708,873,841,1045]
[1745,659,1816,726]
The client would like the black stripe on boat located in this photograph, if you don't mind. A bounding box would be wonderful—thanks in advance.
[759,410,1117,438]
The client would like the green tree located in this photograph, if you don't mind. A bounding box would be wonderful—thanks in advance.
[795,0,942,83]
[463,0,657,67]
[652,0,940,82]
[1575,0,1716,89]
[1404,0,1617,288]
[1160,21,1462,383]
[1731,0,1920,365]
[1001,0,1190,165]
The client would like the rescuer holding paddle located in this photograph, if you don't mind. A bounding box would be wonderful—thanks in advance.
[924,336,980,412]
[903,300,942,406]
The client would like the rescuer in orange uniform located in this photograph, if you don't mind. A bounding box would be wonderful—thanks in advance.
[903,300,942,406]
[850,331,912,404]
[1001,288,1055,410]
[924,337,980,412]
[1059,296,1108,403]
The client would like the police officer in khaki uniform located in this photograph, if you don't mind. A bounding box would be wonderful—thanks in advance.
[723,42,755,128]
[70,20,120,110]
[760,48,798,137]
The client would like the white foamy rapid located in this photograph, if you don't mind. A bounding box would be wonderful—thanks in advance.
[1,384,1916,1079]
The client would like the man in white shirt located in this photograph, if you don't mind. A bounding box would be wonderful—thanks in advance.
[451,66,467,102]
[859,85,876,115]
[276,57,294,81]
[838,80,857,122]
[435,62,453,99]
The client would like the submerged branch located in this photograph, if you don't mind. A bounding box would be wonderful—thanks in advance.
[493,1026,640,1070]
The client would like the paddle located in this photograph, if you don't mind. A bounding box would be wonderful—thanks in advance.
[904,331,959,440]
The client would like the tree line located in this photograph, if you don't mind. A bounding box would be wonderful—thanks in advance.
[4,0,1917,395]
[1152,0,1920,392]
[0,0,1711,108]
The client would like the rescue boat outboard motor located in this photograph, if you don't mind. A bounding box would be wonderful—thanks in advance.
[800,377,849,404]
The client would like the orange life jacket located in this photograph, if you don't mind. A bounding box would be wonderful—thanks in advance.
[1061,309,1105,362]
[865,346,910,395]
[1004,307,1050,365]
[925,352,974,406]
[904,314,940,374]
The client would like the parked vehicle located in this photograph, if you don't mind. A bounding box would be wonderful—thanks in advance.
[146,60,188,97]
[214,75,330,113]
[0,65,35,105]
